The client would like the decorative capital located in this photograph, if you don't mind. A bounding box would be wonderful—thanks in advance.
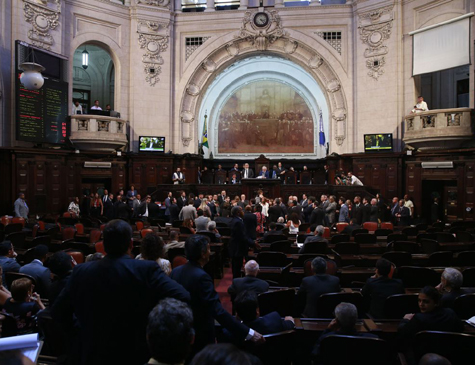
[23,0,61,50]
[136,0,170,9]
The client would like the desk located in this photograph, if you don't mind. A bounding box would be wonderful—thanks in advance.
[241,178,282,200]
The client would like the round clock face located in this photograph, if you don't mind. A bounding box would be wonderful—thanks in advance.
[254,12,269,28]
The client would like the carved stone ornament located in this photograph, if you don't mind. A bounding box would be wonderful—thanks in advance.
[236,9,288,51]
[202,58,217,73]
[137,20,169,86]
[332,108,346,122]
[23,0,61,50]
[284,39,298,54]
[358,5,393,80]
[186,84,200,96]
[136,0,170,9]
[326,79,341,93]
[308,54,323,69]
[180,110,194,124]
[225,43,240,57]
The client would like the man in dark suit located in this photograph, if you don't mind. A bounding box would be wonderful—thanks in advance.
[52,220,190,365]
[170,235,263,355]
[241,163,254,179]
[229,206,257,278]
[394,199,410,226]
[297,256,340,318]
[19,244,51,297]
[436,268,467,308]
[257,166,270,179]
[299,225,329,254]
[369,198,379,223]
[217,190,227,206]
[362,197,371,223]
[164,191,172,221]
[234,290,294,336]
[169,197,180,224]
[268,199,283,223]
[103,193,115,220]
[352,195,363,225]
[243,206,257,241]
[300,194,309,209]
[309,203,325,228]
[237,194,249,209]
[228,260,269,300]
[303,196,315,223]
[261,222,283,242]
[114,195,131,220]
[177,191,187,211]
[0,240,20,286]
[361,258,405,319]
[341,218,361,236]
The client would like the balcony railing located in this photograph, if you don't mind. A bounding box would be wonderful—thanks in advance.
[403,108,474,151]
[70,114,128,152]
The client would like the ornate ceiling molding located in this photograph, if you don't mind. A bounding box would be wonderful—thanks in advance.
[358,5,394,80]
[137,20,169,86]
[136,0,170,9]
[23,0,61,50]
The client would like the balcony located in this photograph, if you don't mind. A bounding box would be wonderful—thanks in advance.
[70,114,128,152]
[403,108,475,151]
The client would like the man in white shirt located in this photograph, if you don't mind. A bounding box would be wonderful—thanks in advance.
[173,168,185,184]
[347,172,363,186]
[90,100,102,110]
[242,163,254,179]
[411,96,428,113]
[72,100,83,114]
[404,194,414,218]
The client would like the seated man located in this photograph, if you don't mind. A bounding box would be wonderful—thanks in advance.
[164,230,184,256]
[436,268,467,308]
[195,210,210,232]
[299,225,329,254]
[146,298,194,365]
[312,302,378,358]
[233,290,294,336]
[261,222,283,242]
[0,240,20,287]
[298,257,340,318]
[341,218,361,235]
[227,260,269,301]
[206,221,222,243]
[19,244,51,297]
[361,258,405,319]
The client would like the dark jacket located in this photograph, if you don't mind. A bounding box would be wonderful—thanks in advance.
[0,256,21,287]
[229,217,255,258]
[170,261,249,354]
[369,205,379,223]
[310,207,325,227]
[227,275,270,299]
[312,328,378,358]
[268,205,283,223]
[299,235,329,254]
[19,260,51,297]
[362,203,371,223]
[169,203,180,223]
[361,276,405,319]
[246,311,294,335]
[298,274,341,318]
[114,201,130,220]
[52,254,190,365]
[341,224,361,236]
[352,203,363,225]
[243,212,258,240]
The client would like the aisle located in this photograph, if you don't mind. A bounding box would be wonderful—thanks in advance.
[214,266,233,313]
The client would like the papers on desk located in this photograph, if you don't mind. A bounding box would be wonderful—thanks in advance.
[466,316,475,327]
[297,243,303,248]
[0,333,43,363]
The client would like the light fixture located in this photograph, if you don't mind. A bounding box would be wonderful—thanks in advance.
[82,47,89,70]
[19,62,45,90]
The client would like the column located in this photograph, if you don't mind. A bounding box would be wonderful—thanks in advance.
[274,0,284,8]
[174,0,182,12]
[204,0,215,11]
[239,0,248,10]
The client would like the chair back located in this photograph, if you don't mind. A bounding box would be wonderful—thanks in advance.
[374,228,393,236]
[320,335,395,365]
[453,293,475,320]
[179,226,194,234]
[387,233,407,244]
[415,223,428,231]
[37,312,69,357]
[65,250,85,265]
[172,255,188,269]
[141,228,154,238]
[294,254,328,267]
[1,216,11,226]
[258,288,295,317]
[456,251,475,266]
[393,241,420,253]
[382,251,412,267]
[354,233,376,244]
[301,241,329,254]
[4,223,23,235]
[456,231,474,242]
[135,221,144,231]
[172,220,183,228]
[363,222,378,231]
[95,241,106,255]
[402,226,418,236]
[28,235,51,250]
[380,222,394,230]
[11,217,26,227]
[351,228,369,237]
[0,312,19,337]
[384,294,419,319]
[463,267,475,286]
[323,227,331,239]
[89,229,102,243]
[264,234,288,243]
[218,227,231,236]
[436,232,456,243]
[414,331,475,365]
[420,238,441,254]
[270,240,292,254]
[334,242,360,255]
[331,234,350,245]
[256,252,288,267]
[317,292,364,318]
[397,266,440,287]
[74,223,85,235]
[6,231,27,249]
[46,226,60,239]
[299,223,310,232]
[168,248,186,264]
[297,234,312,243]
[336,223,348,233]
[5,272,36,289]
[196,231,218,243]
[62,227,77,241]
[428,251,453,267]
[244,330,296,365]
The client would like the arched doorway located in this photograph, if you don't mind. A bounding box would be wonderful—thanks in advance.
[72,44,115,113]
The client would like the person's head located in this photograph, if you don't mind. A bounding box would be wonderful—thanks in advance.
[94,192,99,199]
[234,290,259,323]
[141,232,165,261]
[103,219,133,255]
[418,286,440,313]
[183,218,193,229]
[147,298,194,364]
[399,199,405,207]
[324,164,328,170]
[417,96,424,103]
[176,167,181,173]
[86,253,104,262]
[208,221,216,231]
[349,218,358,225]
[311,256,327,274]
[290,212,299,225]
[392,197,399,204]
[169,230,179,241]
[191,343,255,365]
[321,194,327,202]
[275,198,280,205]
[303,165,308,171]
[33,244,48,262]
[244,205,253,213]
[269,222,277,231]
[11,278,33,302]
[136,194,141,201]
[440,268,463,291]
[418,353,451,365]
[231,206,243,218]
[371,198,377,206]
[278,162,282,168]
[0,240,15,258]
[105,104,111,111]
[277,217,285,223]
[48,251,73,278]
[334,302,358,330]
[197,209,204,217]
[347,172,353,178]
[315,225,324,236]
[244,260,259,277]
[184,235,210,265]
[255,204,262,213]
[94,99,99,106]
[130,185,135,191]
[329,196,335,203]
[339,197,345,205]
[221,190,226,196]
[262,166,267,171]
[244,163,249,169]
[404,194,409,201]
[234,163,238,169]
[74,100,80,106]
[354,195,361,204]
[375,258,393,277]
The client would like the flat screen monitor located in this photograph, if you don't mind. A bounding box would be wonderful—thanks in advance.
[139,136,165,152]
[364,133,393,152]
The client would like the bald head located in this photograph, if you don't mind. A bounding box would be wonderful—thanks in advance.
[418,353,451,365]
[244,260,259,276]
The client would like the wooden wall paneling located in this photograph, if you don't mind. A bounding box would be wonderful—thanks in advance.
[111,163,126,195]
[463,162,474,220]
[46,160,62,214]
[386,163,398,200]
[0,152,13,215]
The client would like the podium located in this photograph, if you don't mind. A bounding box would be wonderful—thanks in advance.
[241,178,282,200]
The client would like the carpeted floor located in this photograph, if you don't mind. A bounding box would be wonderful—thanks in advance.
[215,266,233,313]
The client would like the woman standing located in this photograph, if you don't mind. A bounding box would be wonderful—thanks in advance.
[90,193,103,217]
[254,204,265,234]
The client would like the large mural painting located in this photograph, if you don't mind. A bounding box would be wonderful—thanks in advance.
[217,80,315,154]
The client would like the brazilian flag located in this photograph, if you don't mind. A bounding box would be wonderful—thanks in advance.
[201,113,209,149]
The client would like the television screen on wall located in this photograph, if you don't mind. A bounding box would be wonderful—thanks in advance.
[139,136,165,152]
[364,133,393,152]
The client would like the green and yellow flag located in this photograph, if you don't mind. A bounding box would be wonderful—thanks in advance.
[201,112,209,149]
